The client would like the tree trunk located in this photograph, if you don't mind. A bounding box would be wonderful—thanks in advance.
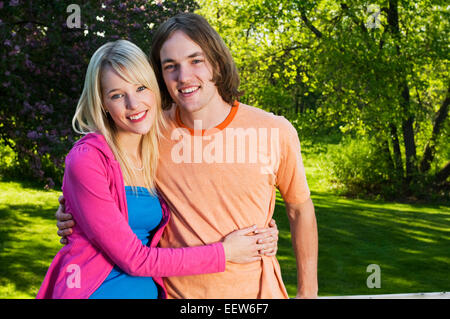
[381,139,396,176]
[420,84,450,173]
[390,123,403,174]
[401,84,418,182]
[436,161,450,184]
[387,0,418,182]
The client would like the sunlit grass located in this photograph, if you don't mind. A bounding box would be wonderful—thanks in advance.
[0,180,61,298]
[0,160,449,298]
[274,190,450,297]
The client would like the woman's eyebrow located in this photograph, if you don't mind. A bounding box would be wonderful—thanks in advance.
[107,88,120,94]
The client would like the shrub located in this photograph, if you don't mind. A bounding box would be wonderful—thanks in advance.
[327,137,404,200]
[0,0,198,188]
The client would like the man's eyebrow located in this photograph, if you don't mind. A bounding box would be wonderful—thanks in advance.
[161,52,204,65]
[188,51,204,58]
[161,58,174,65]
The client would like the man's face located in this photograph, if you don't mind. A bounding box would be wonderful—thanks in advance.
[159,30,220,114]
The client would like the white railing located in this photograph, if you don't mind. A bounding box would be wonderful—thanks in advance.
[319,292,449,299]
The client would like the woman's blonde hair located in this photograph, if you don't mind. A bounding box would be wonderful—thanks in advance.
[72,40,165,193]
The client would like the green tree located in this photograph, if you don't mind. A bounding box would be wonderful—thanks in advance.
[196,0,449,198]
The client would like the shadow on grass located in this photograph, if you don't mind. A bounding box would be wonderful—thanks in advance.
[0,203,61,297]
[273,192,450,297]
[0,175,60,192]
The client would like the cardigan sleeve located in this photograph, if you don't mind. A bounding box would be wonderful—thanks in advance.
[62,144,225,277]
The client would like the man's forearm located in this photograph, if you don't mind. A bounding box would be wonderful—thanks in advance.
[286,198,318,298]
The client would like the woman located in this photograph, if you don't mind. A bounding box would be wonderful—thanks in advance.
[36,40,272,299]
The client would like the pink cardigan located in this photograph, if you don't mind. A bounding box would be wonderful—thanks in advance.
[36,133,225,299]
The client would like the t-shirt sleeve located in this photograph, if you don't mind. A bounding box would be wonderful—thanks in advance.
[275,117,311,204]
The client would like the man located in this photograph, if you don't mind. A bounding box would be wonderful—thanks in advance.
[57,13,318,299]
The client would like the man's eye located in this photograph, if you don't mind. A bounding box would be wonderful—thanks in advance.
[164,64,175,71]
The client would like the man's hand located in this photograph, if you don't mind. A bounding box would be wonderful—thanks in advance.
[55,195,75,245]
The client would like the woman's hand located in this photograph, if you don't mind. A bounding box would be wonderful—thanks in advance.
[256,219,279,257]
[222,223,278,264]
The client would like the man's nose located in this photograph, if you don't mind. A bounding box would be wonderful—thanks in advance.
[177,64,192,83]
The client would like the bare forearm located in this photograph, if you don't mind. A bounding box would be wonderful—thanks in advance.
[286,198,318,298]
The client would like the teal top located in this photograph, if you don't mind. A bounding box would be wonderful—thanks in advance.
[89,186,163,299]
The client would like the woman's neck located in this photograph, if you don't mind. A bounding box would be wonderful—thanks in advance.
[115,132,142,160]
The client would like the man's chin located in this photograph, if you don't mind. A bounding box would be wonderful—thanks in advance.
[177,102,203,114]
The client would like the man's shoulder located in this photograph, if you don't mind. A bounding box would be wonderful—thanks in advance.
[236,103,295,130]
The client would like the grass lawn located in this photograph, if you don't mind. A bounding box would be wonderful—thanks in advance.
[275,146,450,297]
[0,180,61,298]
[274,192,450,297]
[0,164,449,298]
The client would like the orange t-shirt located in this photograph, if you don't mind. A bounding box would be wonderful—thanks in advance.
[155,102,310,298]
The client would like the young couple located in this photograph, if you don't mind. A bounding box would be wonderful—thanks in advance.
[38,13,318,299]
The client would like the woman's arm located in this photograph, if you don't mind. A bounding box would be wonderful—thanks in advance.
[63,145,228,277]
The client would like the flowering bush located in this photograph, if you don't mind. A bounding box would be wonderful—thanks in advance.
[0,0,198,188]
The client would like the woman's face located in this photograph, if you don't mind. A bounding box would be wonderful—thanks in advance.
[101,64,157,138]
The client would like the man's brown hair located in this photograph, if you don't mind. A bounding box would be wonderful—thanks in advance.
[150,13,243,109]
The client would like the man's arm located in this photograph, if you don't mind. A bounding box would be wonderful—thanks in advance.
[285,198,318,299]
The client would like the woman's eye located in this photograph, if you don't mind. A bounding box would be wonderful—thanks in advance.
[111,94,123,100]
[193,59,203,64]
[137,86,147,92]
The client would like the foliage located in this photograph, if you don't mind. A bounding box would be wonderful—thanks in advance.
[326,136,403,199]
[0,0,198,188]
[196,0,450,199]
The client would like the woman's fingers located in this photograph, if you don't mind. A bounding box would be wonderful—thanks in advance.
[233,225,257,236]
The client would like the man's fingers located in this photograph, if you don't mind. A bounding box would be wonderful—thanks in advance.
[58,195,66,205]
[57,228,72,237]
[57,220,75,230]
[56,210,73,222]
[60,238,68,245]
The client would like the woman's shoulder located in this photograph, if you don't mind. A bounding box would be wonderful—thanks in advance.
[66,133,110,169]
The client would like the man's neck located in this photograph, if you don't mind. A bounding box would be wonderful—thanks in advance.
[178,98,232,130]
